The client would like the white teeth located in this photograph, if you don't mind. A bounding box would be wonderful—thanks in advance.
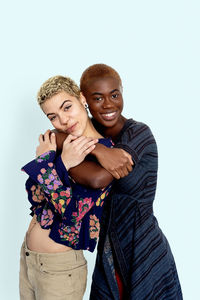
[103,112,116,117]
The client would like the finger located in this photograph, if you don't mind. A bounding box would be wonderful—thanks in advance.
[43,129,51,142]
[109,170,120,179]
[122,151,133,165]
[63,134,78,145]
[130,158,134,165]
[50,132,56,145]
[125,154,133,165]
[80,139,98,153]
[72,136,92,146]
[115,168,124,179]
[39,134,44,143]
[127,163,133,172]
[113,171,121,179]
[120,166,129,177]
[83,144,96,156]
[71,136,88,148]
[73,137,97,150]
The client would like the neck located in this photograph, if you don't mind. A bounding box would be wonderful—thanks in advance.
[84,118,104,138]
[103,115,127,141]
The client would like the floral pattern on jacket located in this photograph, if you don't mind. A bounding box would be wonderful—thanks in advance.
[22,138,113,252]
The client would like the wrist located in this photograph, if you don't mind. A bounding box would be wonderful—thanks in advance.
[61,154,70,171]
[91,143,105,158]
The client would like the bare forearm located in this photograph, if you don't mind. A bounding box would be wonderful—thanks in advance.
[51,130,113,188]
[69,161,113,189]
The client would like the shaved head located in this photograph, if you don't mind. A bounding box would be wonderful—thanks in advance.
[80,64,122,94]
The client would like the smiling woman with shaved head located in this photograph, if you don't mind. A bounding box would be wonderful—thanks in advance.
[78,63,183,300]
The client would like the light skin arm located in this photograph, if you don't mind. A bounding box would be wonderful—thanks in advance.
[60,134,98,170]
[36,130,98,169]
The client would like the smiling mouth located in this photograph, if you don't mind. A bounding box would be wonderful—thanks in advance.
[66,123,78,133]
[101,111,117,121]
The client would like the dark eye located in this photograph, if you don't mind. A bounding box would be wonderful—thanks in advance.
[64,105,72,111]
[94,96,103,101]
[50,116,56,121]
[111,93,119,99]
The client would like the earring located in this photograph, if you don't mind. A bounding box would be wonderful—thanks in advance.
[85,104,88,109]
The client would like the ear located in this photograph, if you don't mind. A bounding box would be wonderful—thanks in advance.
[79,92,87,107]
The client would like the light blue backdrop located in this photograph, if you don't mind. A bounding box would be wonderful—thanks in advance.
[1,0,199,299]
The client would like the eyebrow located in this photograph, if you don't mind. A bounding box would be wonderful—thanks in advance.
[91,89,120,96]
[47,100,71,117]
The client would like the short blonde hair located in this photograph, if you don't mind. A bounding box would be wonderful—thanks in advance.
[37,75,80,106]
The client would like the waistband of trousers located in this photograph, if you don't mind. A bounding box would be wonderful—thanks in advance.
[23,235,85,264]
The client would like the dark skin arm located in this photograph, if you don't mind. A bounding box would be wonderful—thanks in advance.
[69,161,113,189]
[52,129,133,188]
[52,129,113,188]
[91,143,133,179]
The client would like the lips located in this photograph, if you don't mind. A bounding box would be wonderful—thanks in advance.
[66,122,78,133]
[101,111,118,121]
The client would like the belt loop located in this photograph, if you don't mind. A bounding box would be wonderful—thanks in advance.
[75,249,82,262]
[74,250,78,262]
[37,253,40,266]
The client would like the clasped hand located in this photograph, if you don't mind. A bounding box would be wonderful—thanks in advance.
[36,130,98,170]
[61,134,98,170]
[94,146,134,179]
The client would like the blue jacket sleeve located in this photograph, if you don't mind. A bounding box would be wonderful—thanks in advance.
[114,122,157,165]
[22,151,71,219]
[24,176,47,215]
[22,150,112,225]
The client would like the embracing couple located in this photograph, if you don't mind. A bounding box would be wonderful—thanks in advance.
[20,64,183,300]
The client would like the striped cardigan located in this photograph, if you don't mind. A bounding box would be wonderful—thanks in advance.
[90,119,183,300]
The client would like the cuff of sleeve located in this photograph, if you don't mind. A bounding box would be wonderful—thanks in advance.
[21,151,56,180]
[56,155,71,186]
[114,144,139,164]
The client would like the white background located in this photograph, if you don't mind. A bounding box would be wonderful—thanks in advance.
[0,1,199,299]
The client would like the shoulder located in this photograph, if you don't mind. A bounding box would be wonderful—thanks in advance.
[119,119,154,143]
[115,119,157,162]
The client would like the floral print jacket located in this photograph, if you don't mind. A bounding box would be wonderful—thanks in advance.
[22,138,113,252]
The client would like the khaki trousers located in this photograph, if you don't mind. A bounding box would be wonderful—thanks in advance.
[19,239,87,300]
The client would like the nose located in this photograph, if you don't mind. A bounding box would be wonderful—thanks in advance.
[103,97,113,109]
[59,113,69,125]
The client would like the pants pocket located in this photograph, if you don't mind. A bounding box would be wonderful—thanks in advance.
[40,260,87,296]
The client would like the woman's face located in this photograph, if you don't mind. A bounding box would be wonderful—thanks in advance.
[83,77,123,128]
[41,91,89,137]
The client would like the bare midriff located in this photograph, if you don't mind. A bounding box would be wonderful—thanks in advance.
[26,215,72,253]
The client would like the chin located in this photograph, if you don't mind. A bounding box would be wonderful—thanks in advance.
[100,120,117,128]
[71,130,83,137]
